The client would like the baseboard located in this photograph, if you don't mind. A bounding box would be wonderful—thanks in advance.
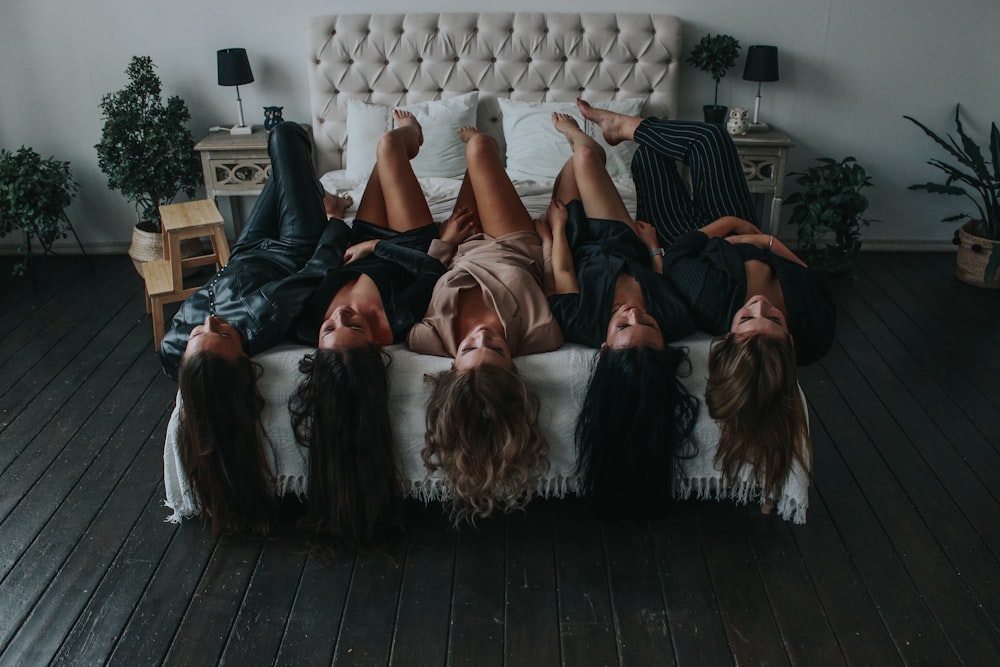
[0,242,131,256]
[855,239,955,252]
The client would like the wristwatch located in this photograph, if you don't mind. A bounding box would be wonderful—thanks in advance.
[649,247,665,257]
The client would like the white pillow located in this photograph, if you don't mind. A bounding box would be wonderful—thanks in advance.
[499,99,583,182]
[498,98,646,182]
[345,92,478,181]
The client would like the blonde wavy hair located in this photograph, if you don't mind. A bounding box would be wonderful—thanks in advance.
[706,332,811,499]
[423,366,549,524]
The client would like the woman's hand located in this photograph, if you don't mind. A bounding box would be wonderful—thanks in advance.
[440,207,479,245]
[344,239,378,265]
[534,215,553,244]
[634,219,659,250]
[546,199,568,233]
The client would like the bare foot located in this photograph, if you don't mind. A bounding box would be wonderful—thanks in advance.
[551,112,584,140]
[553,112,605,161]
[457,125,481,143]
[392,109,423,145]
[324,192,353,219]
[576,98,640,146]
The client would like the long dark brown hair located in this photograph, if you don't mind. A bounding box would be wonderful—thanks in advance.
[289,346,404,553]
[706,332,810,499]
[177,352,275,536]
[575,345,699,517]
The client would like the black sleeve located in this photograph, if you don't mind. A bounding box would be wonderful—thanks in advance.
[373,241,447,280]
[548,293,603,348]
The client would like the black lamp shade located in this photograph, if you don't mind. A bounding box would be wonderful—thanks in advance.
[217,48,254,87]
[743,45,779,82]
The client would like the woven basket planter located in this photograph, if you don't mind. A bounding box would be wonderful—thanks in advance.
[127,226,204,279]
[955,220,1000,289]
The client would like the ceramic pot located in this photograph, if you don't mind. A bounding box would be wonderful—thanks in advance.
[703,105,728,127]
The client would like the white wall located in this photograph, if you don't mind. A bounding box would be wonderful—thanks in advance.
[2,0,997,253]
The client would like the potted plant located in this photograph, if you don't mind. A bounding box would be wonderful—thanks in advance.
[0,146,80,276]
[784,156,877,274]
[95,55,202,274]
[686,33,741,126]
[905,104,1000,288]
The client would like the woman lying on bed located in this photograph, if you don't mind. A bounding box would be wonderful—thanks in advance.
[407,126,564,524]
[287,111,476,550]
[160,121,352,537]
[538,113,700,517]
[578,100,835,503]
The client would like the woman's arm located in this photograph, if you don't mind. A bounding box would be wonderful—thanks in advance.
[725,233,807,267]
[634,220,663,274]
[545,200,580,294]
[699,216,761,239]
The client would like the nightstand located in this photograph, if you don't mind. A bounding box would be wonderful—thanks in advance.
[194,127,271,236]
[731,128,794,235]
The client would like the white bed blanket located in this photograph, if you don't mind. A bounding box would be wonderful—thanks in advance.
[163,333,809,524]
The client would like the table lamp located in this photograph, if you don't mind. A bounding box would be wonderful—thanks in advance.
[217,48,254,135]
[742,45,779,131]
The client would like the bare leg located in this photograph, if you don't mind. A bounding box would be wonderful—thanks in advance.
[355,110,433,232]
[459,126,533,238]
[576,98,642,146]
[450,131,482,231]
[552,113,633,229]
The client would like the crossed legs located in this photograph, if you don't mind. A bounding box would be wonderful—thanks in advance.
[550,112,634,232]
[577,99,758,243]
[454,127,534,238]
[354,110,434,233]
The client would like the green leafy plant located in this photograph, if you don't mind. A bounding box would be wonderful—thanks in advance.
[784,156,877,273]
[0,146,80,275]
[904,105,1000,283]
[686,33,741,107]
[95,55,201,232]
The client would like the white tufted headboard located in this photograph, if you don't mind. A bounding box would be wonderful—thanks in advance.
[305,13,682,175]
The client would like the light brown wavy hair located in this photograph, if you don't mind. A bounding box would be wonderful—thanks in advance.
[423,366,549,524]
[705,332,810,499]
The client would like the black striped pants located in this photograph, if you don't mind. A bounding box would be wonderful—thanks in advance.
[631,118,758,243]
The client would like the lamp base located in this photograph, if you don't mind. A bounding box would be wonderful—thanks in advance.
[748,121,771,133]
[230,125,253,136]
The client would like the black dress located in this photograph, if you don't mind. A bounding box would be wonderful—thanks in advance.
[547,200,696,348]
[291,220,446,345]
[662,230,836,365]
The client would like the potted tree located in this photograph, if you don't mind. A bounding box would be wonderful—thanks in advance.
[686,33,741,126]
[784,156,877,275]
[0,146,80,276]
[95,55,202,275]
[905,104,1000,288]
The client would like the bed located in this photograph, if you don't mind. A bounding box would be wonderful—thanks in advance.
[163,12,810,524]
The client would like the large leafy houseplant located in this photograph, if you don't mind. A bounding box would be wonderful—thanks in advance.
[686,33,741,125]
[0,146,80,275]
[784,156,877,274]
[905,104,1000,287]
[95,55,201,233]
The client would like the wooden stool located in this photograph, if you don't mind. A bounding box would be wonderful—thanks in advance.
[143,200,231,350]
[160,199,231,300]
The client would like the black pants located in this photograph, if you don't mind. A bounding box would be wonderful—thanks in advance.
[631,118,758,243]
[230,122,329,265]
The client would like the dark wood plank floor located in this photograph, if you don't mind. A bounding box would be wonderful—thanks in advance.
[1,251,998,666]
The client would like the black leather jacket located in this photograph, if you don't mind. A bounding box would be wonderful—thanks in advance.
[159,219,350,380]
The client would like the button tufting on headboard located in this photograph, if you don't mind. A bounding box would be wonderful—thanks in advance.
[305,12,682,174]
